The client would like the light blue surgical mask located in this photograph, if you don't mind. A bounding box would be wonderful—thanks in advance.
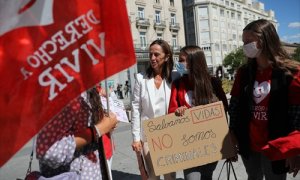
[175,62,189,75]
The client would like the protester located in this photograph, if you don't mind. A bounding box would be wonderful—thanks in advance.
[131,39,176,180]
[36,87,118,180]
[168,45,228,180]
[116,84,124,99]
[228,19,300,179]
[124,80,130,98]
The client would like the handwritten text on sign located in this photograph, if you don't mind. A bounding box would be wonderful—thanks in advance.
[142,101,235,175]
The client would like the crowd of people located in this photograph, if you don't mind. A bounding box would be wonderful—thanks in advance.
[33,19,299,180]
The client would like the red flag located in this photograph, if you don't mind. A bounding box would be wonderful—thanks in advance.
[0,0,135,167]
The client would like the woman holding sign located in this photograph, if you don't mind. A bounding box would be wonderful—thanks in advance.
[131,40,176,180]
[168,45,228,180]
[228,19,300,179]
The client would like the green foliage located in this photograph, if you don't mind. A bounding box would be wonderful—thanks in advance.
[292,46,300,62]
[221,79,233,94]
[223,47,246,75]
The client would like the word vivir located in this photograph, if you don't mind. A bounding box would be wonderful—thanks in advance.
[156,143,218,167]
[20,9,104,100]
[191,104,222,123]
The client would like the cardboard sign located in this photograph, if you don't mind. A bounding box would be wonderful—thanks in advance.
[142,101,235,175]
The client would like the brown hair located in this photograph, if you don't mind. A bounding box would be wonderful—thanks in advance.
[87,87,104,124]
[243,19,299,75]
[181,45,217,105]
[146,40,174,83]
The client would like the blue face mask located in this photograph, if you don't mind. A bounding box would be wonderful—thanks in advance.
[175,62,188,75]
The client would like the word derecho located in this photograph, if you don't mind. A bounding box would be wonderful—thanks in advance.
[143,102,234,175]
[20,10,105,100]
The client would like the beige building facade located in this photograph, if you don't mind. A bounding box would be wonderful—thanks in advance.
[182,0,277,74]
[106,0,186,97]
[126,0,186,73]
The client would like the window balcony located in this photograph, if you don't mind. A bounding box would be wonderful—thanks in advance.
[134,44,149,52]
[154,20,166,30]
[136,17,150,28]
[169,22,180,31]
[172,45,181,51]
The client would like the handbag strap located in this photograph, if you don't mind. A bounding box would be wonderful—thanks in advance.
[26,137,36,176]
[97,137,110,180]
[228,160,237,180]
[217,159,238,180]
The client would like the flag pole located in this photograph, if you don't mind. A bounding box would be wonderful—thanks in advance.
[103,64,113,180]
[104,79,110,112]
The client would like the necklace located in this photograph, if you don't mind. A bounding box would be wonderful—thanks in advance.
[154,75,162,88]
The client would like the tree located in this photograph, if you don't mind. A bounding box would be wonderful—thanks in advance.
[223,47,246,76]
[292,46,300,62]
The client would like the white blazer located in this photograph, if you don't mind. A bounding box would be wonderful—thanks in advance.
[131,72,172,142]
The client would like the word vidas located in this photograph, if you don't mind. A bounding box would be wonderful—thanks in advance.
[20,9,105,101]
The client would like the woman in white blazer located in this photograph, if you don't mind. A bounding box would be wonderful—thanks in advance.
[131,40,176,180]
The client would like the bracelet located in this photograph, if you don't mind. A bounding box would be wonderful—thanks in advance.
[93,125,102,138]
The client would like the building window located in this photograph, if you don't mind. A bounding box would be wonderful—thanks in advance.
[221,32,226,40]
[170,13,176,25]
[170,0,174,6]
[212,7,218,16]
[157,33,162,40]
[155,10,161,23]
[225,1,229,6]
[231,12,235,19]
[221,21,225,28]
[200,20,209,30]
[215,56,222,65]
[233,34,237,40]
[214,32,219,41]
[231,2,234,8]
[206,56,212,66]
[155,0,160,4]
[200,32,210,42]
[222,44,227,51]
[138,7,145,19]
[238,13,241,20]
[199,7,208,17]
[140,32,147,49]
[215,43,220,51]
[172,35,178,48]
[220,9,224,17]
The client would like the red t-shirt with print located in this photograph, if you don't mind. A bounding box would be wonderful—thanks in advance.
[250,67,272,151]
[231,67,300,152]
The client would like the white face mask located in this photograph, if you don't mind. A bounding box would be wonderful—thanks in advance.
[243,41,261,58]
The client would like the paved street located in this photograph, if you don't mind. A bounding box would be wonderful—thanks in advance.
[0,121,299,180]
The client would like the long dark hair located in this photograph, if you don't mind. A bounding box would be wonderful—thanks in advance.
[243,19,299,75]
[87,87,104,125]
[181,45,217,105]
[146,40,174,83]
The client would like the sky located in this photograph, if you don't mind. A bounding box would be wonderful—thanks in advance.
[257,0,300,43]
